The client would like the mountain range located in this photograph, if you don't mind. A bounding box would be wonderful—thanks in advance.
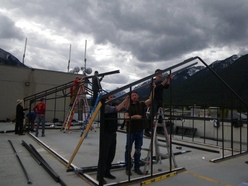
[136,54,248,109]
[1,48,248,108]
[0,48,28,67]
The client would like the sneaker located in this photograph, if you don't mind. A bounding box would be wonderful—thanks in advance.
[126,169,132,176]
[134,168,143,175]
[144,131,152,137]
[35,134,38,137]
[42,134,45,137]
[19,133,25,135]
[104,172,116,179]
[96,177,107,184]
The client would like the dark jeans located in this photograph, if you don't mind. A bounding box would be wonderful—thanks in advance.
[91,90,99,107]
[15,118,24,134]
[146,99,163,132]
[97,132,116,176]
[125,131,143,170]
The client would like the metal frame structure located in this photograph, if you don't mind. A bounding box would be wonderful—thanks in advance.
[18,56,248,186]
[96,56,248,185]
[23,70,120,131]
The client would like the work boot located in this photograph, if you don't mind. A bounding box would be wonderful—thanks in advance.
[134,168,143,175]
[96,177,107,184]
[126,169,132,176]
[104,172,116,179]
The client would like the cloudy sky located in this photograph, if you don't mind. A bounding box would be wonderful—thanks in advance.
[1,0,248,90]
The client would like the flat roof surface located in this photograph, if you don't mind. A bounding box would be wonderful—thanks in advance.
[1,122,248,186]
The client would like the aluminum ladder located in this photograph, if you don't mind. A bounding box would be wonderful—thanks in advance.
[142,107,177,174]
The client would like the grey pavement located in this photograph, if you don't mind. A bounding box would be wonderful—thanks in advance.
[0,122,248,186]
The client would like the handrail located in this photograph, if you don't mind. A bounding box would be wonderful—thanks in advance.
[24,81,74,102]
[101,57,198,100]
[23,70,120,102]
[105,62,198,105]
[101,56,248,109]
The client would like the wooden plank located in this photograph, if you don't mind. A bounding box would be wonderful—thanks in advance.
[67,102,102,168]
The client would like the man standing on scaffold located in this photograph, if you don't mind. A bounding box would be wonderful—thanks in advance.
[91,71,104,107]
[145,69,172,136]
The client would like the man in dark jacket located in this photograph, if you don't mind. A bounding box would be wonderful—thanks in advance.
[96,95,129,184]
[91,71,104,107]
[145,69,172,136]
[15,99,27,135]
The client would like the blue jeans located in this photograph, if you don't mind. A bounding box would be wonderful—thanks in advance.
[125,131,143,170]
[35,114,45,135]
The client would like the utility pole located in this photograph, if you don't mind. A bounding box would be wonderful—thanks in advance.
[22,38,27,64]
[67,44,71,72]
[84,40,87,75]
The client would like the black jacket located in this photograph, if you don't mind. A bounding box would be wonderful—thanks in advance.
[126,101,148,132]
[16,104,25,121]
[92,76,103,92]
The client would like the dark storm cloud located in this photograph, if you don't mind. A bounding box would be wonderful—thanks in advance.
[200,1,248,46]
[115,1,247,62]
[1,0,248,90]
[51,0,247,63]
[2,0,248,63]
[0,13,24,39]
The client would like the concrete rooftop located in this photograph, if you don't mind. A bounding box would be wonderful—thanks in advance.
[1,122,248,186]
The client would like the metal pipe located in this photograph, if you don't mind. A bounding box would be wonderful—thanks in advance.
[28,143,67,186]
[105,62,198,105]
[29,144,60,182]
[22,140,41,165]
[8,140,32,184]
[85,69,120,79]
[98,99,105,186]
[102,58,198,100]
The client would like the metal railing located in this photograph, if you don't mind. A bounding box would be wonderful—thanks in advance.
[96,56,248,185]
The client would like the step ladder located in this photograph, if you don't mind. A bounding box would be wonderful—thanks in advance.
[80,92,102,137]
[142,107,177,174]
[81,94,90,124]
[61,82,85,133]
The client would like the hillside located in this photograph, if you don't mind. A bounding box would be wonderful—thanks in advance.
[165,54,248,108]
[135,54,248,108]
[0,48,28,67]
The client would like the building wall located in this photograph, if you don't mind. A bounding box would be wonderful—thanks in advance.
[173,119,247,144]
[0,65,84,121]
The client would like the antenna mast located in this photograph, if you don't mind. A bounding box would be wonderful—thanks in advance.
[67,44,71,72]
[84,40,87,75]
[22,38,27,64]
